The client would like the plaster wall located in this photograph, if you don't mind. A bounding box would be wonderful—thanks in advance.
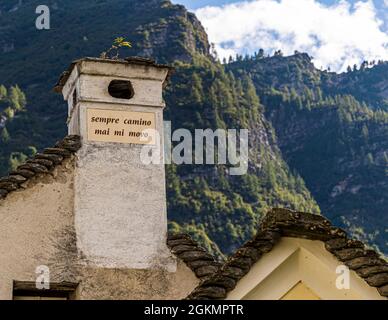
[0,160,198,300]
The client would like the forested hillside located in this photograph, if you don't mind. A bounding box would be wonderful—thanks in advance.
[0,84,37,175]
[165,58,319,256]
[0,0,386,256]
[227,54,388,253]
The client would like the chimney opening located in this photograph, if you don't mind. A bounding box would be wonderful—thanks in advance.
[108,80,135,100]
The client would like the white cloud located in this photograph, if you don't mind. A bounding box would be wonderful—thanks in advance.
[195,0,388,72]
[384,0,388,8]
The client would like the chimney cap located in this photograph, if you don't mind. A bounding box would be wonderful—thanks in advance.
[53,56,173,93]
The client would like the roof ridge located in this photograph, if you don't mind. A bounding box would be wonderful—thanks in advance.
[0,135,81,201]
[187,208,388,300]
[167,233,221,281]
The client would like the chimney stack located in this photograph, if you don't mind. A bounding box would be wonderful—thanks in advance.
[56,57,175,270]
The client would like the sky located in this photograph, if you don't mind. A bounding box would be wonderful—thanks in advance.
[172,0,388,72]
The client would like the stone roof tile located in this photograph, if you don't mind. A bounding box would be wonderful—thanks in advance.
[187,208,388,300]
[0,135,81,201]
[167,233,221,281]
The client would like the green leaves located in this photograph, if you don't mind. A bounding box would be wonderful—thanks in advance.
[114,37,132,48]
[100,37,132,59]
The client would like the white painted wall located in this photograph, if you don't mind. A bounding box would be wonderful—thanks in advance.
[63,59,175,270]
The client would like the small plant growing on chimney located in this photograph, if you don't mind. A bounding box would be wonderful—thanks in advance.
[100,37,132,59]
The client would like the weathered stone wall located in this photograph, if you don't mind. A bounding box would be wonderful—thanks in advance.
[0,158,199,300]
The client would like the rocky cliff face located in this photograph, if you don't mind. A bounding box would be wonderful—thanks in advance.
[133,4,210,63]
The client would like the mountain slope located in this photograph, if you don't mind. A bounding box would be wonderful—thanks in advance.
[227,54,388,253]
[165,59,320,254]
[0,0,320,256]
[0,0,386,255]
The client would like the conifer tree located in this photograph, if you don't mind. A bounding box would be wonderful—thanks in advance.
[0,127,10,143]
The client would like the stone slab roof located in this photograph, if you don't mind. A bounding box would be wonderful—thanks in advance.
[0,135,81,201]
[167,233,221,281]
[187,208,388,300]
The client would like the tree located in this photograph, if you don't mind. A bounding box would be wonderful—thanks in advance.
[243,75,260,109]
[274,50,283,57]
[191,73,203,104]
[366,153,374,166]
[0,85,7,100]
[0,127,10,143]
[360,61,368,71]
[3,107,14,119]
[266,162,277,188]
[9,152,28,171]
[9,85,26,111]
[361,124,369,140]
[316,87,323,101]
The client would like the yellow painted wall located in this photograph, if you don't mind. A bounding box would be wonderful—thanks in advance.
[281,282,320,300]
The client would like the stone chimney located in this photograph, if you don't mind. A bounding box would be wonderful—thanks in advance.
[56,57,175,270]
